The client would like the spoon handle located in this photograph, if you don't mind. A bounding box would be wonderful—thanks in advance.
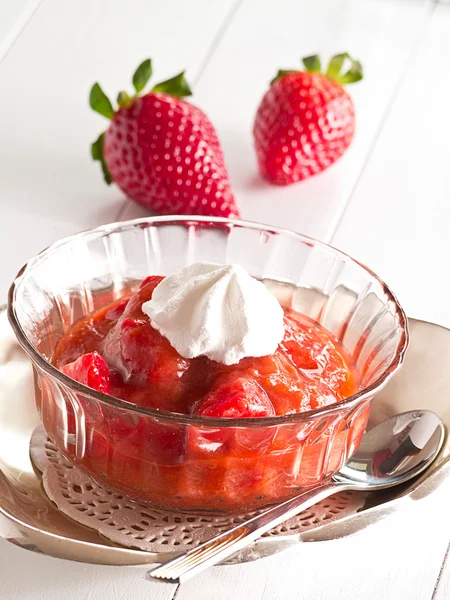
[148,480,349,584]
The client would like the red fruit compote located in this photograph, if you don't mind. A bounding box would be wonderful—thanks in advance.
[45,272,369,513]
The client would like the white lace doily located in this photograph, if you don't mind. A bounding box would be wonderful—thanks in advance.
[30,426,367,553]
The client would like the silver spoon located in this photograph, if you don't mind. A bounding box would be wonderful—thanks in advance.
[149,410,444,584]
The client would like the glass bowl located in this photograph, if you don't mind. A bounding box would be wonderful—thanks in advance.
[8,216,408,514]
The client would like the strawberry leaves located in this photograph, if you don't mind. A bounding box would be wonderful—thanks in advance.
[132,59,153,93]
[335,55,363,84]
[151,71,192,98]
[89,83,114,119]
[89,58,192,119]
[91,133,112,184]
[325,53,363,84]
[325,53,348,80]
[270,69,296,85]
[271,52,363,87]
[90,58,194,184]
[302,55,321,73]
[117,91,131,108]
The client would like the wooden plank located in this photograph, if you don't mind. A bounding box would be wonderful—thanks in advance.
[0,0,237,300]
[175,484,450,600]
[0,538,176,600]
[120,0,431,245]
[332,3,450,328]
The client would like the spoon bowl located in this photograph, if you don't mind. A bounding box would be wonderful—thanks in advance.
[335,410,444,489]
[149,410,445,583]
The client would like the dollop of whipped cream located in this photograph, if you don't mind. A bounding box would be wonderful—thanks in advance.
[142,262,285,365]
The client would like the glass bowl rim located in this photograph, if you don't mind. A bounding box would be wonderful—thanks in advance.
[7,215,409,428]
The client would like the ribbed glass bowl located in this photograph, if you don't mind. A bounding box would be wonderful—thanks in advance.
[8,216,408,513]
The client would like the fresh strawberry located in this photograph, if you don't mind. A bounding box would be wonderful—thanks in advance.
[61,351,111,394]
[90,59,239,217]
[253,53,363,185]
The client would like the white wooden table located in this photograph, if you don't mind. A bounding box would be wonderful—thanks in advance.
[1,1,450,598]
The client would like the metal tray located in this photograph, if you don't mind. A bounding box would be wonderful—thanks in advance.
[1,310,449,565]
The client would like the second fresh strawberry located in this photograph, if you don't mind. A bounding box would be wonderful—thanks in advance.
[90,59,239,218]
[253,53,363,185]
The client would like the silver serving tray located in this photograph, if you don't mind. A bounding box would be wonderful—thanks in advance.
[1,311,449,566]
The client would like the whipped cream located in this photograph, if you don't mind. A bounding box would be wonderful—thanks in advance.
[142,262,285,365]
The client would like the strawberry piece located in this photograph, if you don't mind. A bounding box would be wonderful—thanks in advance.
[247,350,311,415]
[185,378,275,505]
[90,59,239,218]
[193,377,275,418]
[101,277,161,372]
[281,314,321,371]
[101,275,190,413]
[61,351,110,394]
[61,352,110,460]
[187,377,275,459]
[104,297,130,321]
[85,430,109,460]
[103,410,186,464]
[253,53,363,185]
[141,420,186,463]
[139,275,164,290]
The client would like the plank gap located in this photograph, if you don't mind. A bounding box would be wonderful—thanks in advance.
[431,537,450,599]
[172,583,182,600]
[192,0,245,86]
[0,0,43,66]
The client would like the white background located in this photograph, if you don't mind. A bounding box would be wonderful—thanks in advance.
[1,0,450,598]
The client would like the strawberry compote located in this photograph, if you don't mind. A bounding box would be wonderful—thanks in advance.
[49,276,366,512]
